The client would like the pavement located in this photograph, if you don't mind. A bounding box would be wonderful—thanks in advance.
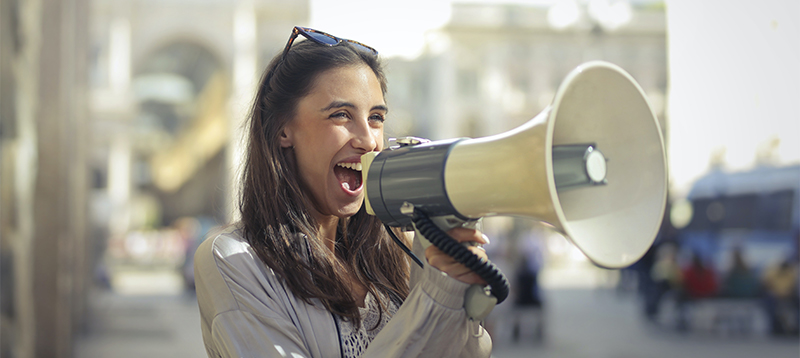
[74,291,207,358]
[489,289,799,358]
[74,268,799,358]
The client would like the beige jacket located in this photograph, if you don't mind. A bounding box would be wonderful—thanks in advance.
[194,224,492,358]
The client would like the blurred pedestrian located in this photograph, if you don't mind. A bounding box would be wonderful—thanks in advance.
[682,252,719,299]
[720,247,759,299]
[761,257,799,335]
[715,247,761,334]
[174,216,202,291]
[676,252,718,330]
[645,243,681,321]
[510,234,545,343]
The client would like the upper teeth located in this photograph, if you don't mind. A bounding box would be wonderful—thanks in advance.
[337,162,362,171]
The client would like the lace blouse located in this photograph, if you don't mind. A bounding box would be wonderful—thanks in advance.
[337,292,399,358]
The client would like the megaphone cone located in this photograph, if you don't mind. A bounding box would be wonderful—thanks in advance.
[363,61,667,269]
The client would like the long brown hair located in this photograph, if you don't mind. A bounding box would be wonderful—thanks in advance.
[239,39,410,326]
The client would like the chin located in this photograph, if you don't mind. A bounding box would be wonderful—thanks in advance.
[337,201,364,218]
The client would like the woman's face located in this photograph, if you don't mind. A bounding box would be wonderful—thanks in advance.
[281,64,386,220]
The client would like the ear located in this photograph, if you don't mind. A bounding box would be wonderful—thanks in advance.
[279,127,294,148]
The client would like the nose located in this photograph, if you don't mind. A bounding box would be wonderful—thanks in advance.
[350,118,379,152]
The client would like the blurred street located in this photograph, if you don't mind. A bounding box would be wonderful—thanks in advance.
[73,268,799,358]
[73,268,206,358]
[74,292,206,358]
[492,289,799,358]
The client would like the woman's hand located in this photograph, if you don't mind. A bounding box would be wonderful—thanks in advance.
[425,227,490,285]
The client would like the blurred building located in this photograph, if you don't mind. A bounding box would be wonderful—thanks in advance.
[2,0,309,357]
[385,1,667,141]
[89,0,309,240]
[89,0,313,289]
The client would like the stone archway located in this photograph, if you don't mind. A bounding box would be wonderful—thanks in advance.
[130,41,229,228]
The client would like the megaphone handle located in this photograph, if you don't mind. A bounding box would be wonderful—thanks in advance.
[409,209,509,321]
[413,227,499,321]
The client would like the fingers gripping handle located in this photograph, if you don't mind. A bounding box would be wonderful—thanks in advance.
[413,229,498,321]
[408,207,508,321]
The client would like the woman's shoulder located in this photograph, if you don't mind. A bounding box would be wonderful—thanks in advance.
[196,223,249,259]
[194,223,291,311]
[194,222,281,286]
[197,222,273,270]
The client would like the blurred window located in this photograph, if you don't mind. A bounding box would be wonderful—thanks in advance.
[686,191,795,231]
[720,194,757,229]
[754,190,794,231]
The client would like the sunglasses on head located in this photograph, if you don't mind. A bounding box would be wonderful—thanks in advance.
[281,26,378,60]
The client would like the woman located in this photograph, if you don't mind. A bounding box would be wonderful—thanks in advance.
[194,26,493,357]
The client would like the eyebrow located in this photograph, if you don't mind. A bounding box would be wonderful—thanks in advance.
[320,101,389,113]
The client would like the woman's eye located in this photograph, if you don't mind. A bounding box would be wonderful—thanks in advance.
[369,114,386,123]
[330,112,349,121]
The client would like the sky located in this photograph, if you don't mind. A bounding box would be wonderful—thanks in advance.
[310,0,454,59]
[309,0,665,58]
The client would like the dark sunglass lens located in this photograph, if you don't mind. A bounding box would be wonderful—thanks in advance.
[350,42,377,55]
[306,31,339,45]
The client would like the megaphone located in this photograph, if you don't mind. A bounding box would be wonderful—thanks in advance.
[361,61,667,317]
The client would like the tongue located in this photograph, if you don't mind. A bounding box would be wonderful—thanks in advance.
[334,166,361,191]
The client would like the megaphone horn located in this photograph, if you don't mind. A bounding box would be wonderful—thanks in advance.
[362,60,668,270]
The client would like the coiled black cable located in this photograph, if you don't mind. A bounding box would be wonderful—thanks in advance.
[410,208,510,304]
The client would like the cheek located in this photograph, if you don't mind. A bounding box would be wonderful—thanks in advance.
[297,135,341,175]
[297,149,327,178]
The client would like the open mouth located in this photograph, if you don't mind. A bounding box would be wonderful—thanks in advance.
[334,162,363,191]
